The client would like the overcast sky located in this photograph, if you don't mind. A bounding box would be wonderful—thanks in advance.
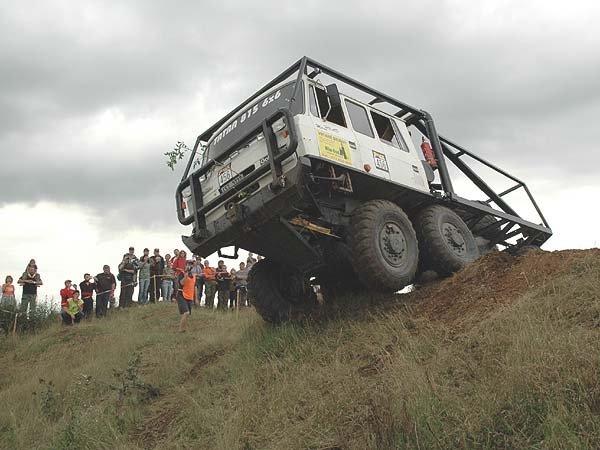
[1,0,599,303]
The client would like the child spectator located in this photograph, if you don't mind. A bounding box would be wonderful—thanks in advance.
[79,274,96,319]
[176,268,196,332]
[202,260,217,308]
[61,290,83,325]
[18,266,43,314]
[161,254,175,302]
[1,276,16,308]
[95,265,116,318]
[60,280,76,306]
[215,260,231,310]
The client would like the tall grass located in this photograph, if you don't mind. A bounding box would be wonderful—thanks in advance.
[0,252,599,449]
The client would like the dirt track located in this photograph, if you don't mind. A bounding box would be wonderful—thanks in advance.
[406,248,600,330]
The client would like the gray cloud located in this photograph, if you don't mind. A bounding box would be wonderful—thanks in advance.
[1,0,600,233]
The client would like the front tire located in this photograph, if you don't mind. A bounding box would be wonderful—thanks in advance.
[349,200,419,291]
[247,259,318,323]
[415,205,480,276]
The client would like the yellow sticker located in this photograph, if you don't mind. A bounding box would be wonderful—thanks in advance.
[317,131,352,165]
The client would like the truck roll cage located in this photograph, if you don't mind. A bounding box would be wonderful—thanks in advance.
[177,57,552,250]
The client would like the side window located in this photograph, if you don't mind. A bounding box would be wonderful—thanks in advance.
[314,87,347,127]
[370,110,407,151]
[344,100,374,138]
[309,86,320,117]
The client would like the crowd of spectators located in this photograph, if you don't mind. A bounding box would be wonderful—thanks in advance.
[0,248,262,327]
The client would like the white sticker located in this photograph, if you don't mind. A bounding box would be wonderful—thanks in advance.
[372,150,389,172]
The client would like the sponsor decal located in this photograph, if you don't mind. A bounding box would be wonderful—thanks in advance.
[211,89,282,148]
[372,150,389,172]
[317,131,352,165]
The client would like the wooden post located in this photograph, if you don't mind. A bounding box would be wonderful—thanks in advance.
[12,312,18,336]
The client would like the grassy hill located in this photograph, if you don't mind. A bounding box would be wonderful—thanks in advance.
[1,249,599,449]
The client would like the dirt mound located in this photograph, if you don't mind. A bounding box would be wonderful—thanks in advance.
[406,248,600,330]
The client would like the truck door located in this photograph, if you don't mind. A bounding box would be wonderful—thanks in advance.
[307,83,362,171]
[368,109,429,192]
[342,98,390,181]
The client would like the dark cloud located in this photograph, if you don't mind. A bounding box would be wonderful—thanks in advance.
[1,0,600,233]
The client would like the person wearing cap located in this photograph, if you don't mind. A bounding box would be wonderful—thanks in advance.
[59,280,76,307]
[95,265,116,318]
[118,254,136,308]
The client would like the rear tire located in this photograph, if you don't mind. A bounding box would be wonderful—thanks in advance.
[247,259,318,323]
[415,205,480,276]
[349,200,419,291]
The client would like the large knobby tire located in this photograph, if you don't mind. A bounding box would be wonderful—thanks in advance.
[349,200,419,291]
[415,205,480,277]
[247,259,318,324]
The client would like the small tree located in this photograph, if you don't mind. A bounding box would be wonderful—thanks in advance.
[164,141,205,171]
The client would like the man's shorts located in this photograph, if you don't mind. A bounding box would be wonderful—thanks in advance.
[177,295,193,315]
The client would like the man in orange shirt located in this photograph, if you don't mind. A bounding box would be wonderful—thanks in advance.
[202,260,217,309]
[177,269,196,332]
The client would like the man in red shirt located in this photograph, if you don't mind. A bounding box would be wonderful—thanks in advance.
[59,280,76,308]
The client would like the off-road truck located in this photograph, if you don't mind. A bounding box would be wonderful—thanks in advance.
[176,57,552,323]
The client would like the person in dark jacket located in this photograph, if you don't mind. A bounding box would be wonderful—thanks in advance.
[95,265,116,318]
[118,255,135,308]
[79,274,96,318]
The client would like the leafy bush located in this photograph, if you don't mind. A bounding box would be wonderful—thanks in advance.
[0,303,57,335]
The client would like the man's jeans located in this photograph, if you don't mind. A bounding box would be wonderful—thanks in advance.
[96,292,109,317]
[20,294,37,314]
[138,278,150,304]
[161,280,173,302]
[119,284,134,308]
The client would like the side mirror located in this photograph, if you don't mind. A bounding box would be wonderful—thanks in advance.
[326,84,342,108]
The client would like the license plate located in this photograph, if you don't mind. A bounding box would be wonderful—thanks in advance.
[218,165,234,186]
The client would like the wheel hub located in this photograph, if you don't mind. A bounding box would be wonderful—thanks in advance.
[379,222,407,267]
[442,223,466,256]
